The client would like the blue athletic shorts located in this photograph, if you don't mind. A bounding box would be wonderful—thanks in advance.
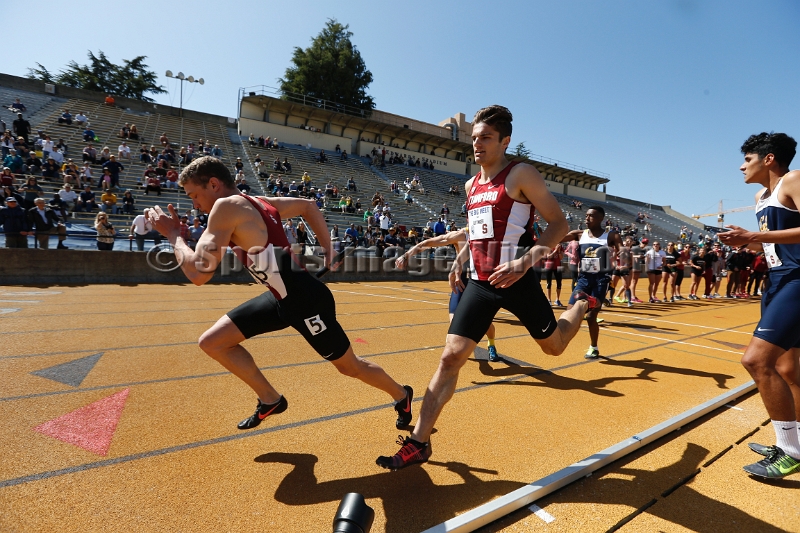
[568,273,610,305]
[449,272,469,314]
[754,270,800,350]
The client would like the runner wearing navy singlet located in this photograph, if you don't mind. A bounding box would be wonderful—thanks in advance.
[563,207,621,359]
[146,156,414,434]
[377,105,593,470]
[719,132,800,478]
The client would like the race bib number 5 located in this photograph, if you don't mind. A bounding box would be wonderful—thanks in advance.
[304,315,328,336]
[468,205,494,240]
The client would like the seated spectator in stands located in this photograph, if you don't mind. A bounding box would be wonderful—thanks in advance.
[58,110,73,126]
[121,190,135,215]
[1,184,23,204]
[99,168,113,191]
[160,132,169,147]
[19,177,43,210]
[248,134,256,146]
[441,203,450,220]
[82,125,96,142]
[119,123,131,139]
[273,157,282,172]
[165,168,179,189]
[128,124,139,140]
[40,135,53,161]
[338,196,348,212]
[2,132,15,158]
[347,177,357,191]
[98,146,112,164]
[82,163,93,187]
[13,136,30,159]
[83,144,98,165]
[390,180,398,195]
[75,112,88,126]
[144,173,162,196]
[1,167,17,189]
[211,145,222,157]
[233,157,244,174]
[149,145,159,161]
[316,150,328,164]
[340,150,348,161]
[179,147,192,165]
[26,153,43,175]
[288,181,299,197]
[94,212,116,251]
[236,177,251,194]
[102,155,124,189]
[203,142,212,155]
[335,144,341,154]
[55,138,68,157]
[187,217,205,250]
[58,184,78,210]
[7,98,26,113]
[104,95,115,106]
[61,165,82,189]
[404,190,413,205]
[100,190,119,214]
[282,157,291,173]
[264,136,272,149]
[163,145,176,162]
[118,141,131,159]
[49,192,69,221]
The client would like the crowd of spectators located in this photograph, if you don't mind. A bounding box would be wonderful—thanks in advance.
[366,146,438,170]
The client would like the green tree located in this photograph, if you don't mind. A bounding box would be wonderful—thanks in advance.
[513,142,532,159]
[27,51,166,102]
[279,19,375,110]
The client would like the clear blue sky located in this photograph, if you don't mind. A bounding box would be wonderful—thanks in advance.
[9,0,800,230]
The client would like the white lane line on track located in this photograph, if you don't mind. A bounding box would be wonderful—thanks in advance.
[603,311,754,335]
[0,300,40,303]
[725,404,744,411]
[362,283,450,296]
[528,504,555,523]
[599,327,743,355]
[0,308,20,314]
[330,289,449,307]
[0,291,61,296]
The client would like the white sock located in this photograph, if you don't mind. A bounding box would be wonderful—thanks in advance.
[772,420,800,459]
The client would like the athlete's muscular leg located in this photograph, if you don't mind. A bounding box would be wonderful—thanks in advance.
[741,337,798,421]
[775,348,800,420]
[411,334,477,443]
[199,315,281,404]
[330,346,406,401]
[487,322,496,339]
[586,308,600,346]
[538,300,589,355]
[661,272,670,300]
[631,270,640,299]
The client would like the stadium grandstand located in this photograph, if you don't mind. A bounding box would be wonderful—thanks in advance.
[0,71,710,254]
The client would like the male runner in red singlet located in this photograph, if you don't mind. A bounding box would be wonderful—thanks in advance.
[376,106,592,470]
[146,157,413,432]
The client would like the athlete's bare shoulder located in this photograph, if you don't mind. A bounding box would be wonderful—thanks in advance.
[777,170,800,210]
[464,174,477,193]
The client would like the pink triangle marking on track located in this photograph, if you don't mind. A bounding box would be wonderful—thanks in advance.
[33,388,130,456]
[354,338,368,344]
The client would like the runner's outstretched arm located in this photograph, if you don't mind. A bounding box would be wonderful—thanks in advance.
[148,203,233,286]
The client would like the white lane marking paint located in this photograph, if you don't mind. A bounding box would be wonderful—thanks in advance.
[0,308,21,314]
[330,289,449,307]
[0,300,40,304]
[597,327,742,355]
[0,291,61,296]
[603,311,753,335]
[528,504,555,523]
[725,404,744,411]
[362,283,450,296]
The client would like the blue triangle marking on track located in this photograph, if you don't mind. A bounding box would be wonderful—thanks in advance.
[31,352,104,387]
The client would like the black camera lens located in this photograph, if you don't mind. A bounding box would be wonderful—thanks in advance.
[332,493,374,533]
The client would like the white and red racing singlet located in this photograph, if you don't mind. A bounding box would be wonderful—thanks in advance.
[229,194,305,300]
[466,161,536,280]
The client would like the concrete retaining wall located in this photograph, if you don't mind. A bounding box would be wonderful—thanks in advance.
[0,249,450,285]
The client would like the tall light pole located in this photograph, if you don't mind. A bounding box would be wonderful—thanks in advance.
[165,71,204,118]
[165,70,204,175]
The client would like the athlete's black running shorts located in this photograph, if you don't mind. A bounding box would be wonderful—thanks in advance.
[227,273,350,361]
[612,268,630,277]
[448,269,557,343]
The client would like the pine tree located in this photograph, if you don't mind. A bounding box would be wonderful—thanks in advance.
[279,19,375,110]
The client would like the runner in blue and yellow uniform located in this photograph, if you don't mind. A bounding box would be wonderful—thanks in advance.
[719,132,800,478]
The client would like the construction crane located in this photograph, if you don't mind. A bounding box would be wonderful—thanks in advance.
[692,200,754,224]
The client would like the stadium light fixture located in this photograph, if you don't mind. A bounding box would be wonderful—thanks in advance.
[166,69,205,117]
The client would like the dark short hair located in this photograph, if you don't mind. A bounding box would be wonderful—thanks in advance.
[179,156,234,188]
[741,132,797,168]
[472,105,513,141]
[587,206,606,218]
